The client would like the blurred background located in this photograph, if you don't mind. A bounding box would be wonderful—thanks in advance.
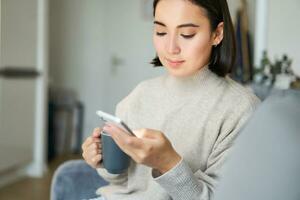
[0,0,299,199]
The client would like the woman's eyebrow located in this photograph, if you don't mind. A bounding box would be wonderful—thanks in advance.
[154,21,199,28]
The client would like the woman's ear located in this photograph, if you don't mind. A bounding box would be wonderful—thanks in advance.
[212,22,224,46]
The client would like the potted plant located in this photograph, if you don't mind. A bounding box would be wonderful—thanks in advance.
[254,51,299,89]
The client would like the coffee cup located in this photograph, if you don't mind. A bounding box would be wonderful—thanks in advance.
[101,131,131,174]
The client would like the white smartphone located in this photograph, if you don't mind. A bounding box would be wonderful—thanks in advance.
[96,110,135,136]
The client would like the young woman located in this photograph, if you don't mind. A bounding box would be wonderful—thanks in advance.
[81,0,260,199]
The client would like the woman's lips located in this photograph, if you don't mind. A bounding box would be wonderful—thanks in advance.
[166,58,185,68]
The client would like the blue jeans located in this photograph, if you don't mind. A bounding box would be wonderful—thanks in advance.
[51,159,108,200]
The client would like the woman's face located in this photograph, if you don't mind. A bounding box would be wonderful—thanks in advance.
[153,0,223,77]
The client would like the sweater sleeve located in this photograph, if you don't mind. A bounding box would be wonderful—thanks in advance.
[96,83,143,185]
[153,97,261,200]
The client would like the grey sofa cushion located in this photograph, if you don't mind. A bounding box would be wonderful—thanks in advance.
[214,89,300,200]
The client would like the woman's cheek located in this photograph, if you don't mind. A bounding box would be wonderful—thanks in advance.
[153,37,164,56]
[186,38,212,64]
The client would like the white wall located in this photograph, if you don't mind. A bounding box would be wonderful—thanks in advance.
[50,0,162,139]
[50,0,108,138]
[101,0,163,114]
[267,0,300,75]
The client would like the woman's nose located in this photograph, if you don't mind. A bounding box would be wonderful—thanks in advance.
[166,35,181,55]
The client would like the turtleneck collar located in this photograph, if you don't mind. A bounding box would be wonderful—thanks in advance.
[163,65,218,97]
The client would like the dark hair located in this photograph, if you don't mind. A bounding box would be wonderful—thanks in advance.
[151,0,236,77]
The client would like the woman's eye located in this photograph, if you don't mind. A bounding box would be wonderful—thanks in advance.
[156,32,166,36]
[181,34,195,39]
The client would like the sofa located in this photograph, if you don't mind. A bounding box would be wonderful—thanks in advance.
[214,89,300,200]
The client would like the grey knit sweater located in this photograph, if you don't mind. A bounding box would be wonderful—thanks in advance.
[96,66,260,200]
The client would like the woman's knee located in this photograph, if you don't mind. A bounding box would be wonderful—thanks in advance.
[51,159,88,200]
[51,159,107,200]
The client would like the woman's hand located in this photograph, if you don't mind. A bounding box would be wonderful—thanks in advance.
[82,127,102,169]
[103,124,182,174]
